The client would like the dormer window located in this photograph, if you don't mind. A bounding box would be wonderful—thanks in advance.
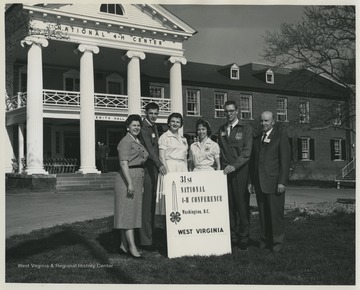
[100,4,124,15]
[266,69,274,84]
[230,64,239,80]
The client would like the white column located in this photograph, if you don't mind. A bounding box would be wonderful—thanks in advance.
[18,123,25,173]
[77,44,100,174]
[5,126,14,173]
[168,56,187,114]
[21,36,48,175]
[124,51,145,114]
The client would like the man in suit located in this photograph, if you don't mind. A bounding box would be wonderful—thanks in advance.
[138,102,167,250]
[218,100,253,250]
[97,141,110,173]
[248,111,291,252]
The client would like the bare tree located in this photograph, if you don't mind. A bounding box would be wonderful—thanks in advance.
[262,6,355,133]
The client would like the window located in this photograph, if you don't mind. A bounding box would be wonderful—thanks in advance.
[297,137,315,161]
[277,97,288,122]
[186,89,200,116]
[150,86,165,98]
[333,103,342,125]
[106,73,123,95]
[240,94,252,119]
[63,70,80,91]
[214,92,227,118]
[266,69,274,84]
[230,64,239,80]
[100,4,123,15]
[331,139,346,161]
[299,99,310,123]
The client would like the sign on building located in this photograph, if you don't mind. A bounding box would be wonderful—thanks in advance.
[164,171,231,258]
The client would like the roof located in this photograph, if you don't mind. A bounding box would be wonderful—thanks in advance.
[143,61,348,100]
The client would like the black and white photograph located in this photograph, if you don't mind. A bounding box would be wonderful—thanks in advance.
[2,0,356,288]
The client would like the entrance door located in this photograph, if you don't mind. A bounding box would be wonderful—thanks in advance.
[64,132,80,161]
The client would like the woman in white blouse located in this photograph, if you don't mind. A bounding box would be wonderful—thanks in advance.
[189,119,221,171]
[155,113,188,215]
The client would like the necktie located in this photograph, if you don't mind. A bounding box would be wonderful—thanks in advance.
[153,124,159,139]
[261,133,267,143]
[228,125,233,136]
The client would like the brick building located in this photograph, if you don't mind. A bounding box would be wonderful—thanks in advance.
[149,61,352,181]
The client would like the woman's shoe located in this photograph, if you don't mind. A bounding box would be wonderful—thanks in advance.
[118,247,128,256]
[128,249,143,259]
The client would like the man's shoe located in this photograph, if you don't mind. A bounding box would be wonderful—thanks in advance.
[259,241,267,250]
[238,242,248,251]
[272,243,283,253]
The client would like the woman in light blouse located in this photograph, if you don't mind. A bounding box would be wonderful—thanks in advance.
[155,112,188,215]
[189,119,221,171]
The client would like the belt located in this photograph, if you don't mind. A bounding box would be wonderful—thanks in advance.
[128,165,144,169]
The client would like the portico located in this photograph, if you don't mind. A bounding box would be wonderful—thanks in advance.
[5,3,196,174]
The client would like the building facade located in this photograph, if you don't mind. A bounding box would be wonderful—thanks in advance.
[5,3,196,174]
[5,4,351,180]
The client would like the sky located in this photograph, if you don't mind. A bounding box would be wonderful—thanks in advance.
[163,5,307,66]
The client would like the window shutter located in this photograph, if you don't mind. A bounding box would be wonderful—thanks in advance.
[341,139,346,161]
[330,139,335,161]
[309,138,315,161]
[288,138,293,161]
[297,138,302,160]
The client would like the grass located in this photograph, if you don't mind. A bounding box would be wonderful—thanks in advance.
[6,205,355,284]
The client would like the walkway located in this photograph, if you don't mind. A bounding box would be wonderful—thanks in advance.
[6,186,355,238]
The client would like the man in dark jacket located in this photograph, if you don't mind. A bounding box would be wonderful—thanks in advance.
[139,102,167,249]
[248,111,291,252]
[97,141,110,173]
[218,100,253,250]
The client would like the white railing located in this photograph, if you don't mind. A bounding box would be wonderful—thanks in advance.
[6,90,172,113]
[342,157,356,178]
[141,97,171,113]
[95,93,128,109]
[43,90,80,106]
[6,92,27,111]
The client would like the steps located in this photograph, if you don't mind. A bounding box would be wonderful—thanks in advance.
[55,172,117,192]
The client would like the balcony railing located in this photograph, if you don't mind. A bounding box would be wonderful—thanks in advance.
[6,90,172,113]
[43,89,80,106]
[141,96,171,113]
[6,92,27,110]
[95,93,128,109]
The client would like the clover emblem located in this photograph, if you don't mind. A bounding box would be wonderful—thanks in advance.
[170,211,181,224]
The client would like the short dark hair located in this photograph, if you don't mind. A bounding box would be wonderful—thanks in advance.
[224,100,237,110]
[125,114,142,127]
[167,112,183,128]
[196,119,212,137]
[145,102,159,112]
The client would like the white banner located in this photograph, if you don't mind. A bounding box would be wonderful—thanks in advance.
[164,171,231,258]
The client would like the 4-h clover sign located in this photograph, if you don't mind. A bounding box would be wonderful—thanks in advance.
[170,211,181,224]
[164,171,231,258]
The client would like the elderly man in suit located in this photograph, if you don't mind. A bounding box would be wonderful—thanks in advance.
[248,111,291,252]
[138,102,167,250]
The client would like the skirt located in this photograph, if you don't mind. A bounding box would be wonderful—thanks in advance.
[114,168,145,229]
[155,159,187,215]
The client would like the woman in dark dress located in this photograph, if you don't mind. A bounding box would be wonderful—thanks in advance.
[114,114,149,258]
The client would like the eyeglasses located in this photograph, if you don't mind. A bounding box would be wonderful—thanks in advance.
[224,110,236,114]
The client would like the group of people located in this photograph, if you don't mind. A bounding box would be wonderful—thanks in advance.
[113,101,291,258]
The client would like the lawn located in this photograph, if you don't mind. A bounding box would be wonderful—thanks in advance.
[6,203,355,284]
